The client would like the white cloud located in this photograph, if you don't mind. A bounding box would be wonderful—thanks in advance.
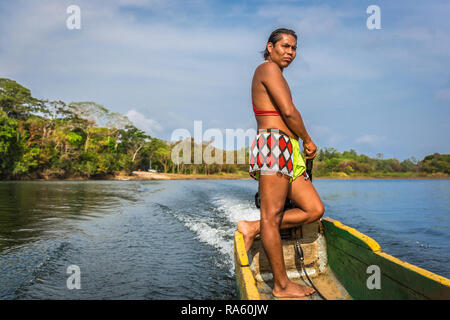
[355,134,386,147]
[309,124,344,147]
[256,4,357,37]
[126,109,163,135]
[435,88,450,103]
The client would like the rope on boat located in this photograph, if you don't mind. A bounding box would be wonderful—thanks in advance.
[294,236,327,300]
[295,159,327,300]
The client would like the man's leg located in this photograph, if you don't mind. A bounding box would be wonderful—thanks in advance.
[238,176,324,250]
[258,172,315,298]
[284,175,325,226]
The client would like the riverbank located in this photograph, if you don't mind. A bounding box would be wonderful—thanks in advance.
[1,171,448,181]
[114,171,251,180]
[111,171,449,181]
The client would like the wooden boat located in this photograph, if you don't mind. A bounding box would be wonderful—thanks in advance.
[234,217,450,300]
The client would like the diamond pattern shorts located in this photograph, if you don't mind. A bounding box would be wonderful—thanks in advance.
[249,129,307,183]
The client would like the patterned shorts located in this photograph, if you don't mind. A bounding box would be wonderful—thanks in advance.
[249,129,294,179]
[249,129,307,182]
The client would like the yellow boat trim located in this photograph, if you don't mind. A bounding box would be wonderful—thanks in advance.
[234,231,260,300]
[375,251,450,287]
[327,218,382,252]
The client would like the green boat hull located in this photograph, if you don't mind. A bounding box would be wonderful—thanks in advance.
[234,217,450,300]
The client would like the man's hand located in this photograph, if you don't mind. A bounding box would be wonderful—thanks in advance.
[303,138,317,159]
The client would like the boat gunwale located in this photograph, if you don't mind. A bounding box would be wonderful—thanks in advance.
[234,230,261,300]
[323,217,450,287]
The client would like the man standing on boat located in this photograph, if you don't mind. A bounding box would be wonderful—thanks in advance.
[238,28,324,298]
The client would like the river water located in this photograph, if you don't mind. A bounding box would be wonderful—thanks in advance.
[0,179,448,299]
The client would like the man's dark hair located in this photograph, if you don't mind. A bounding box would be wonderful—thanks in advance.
[263,28,298,59]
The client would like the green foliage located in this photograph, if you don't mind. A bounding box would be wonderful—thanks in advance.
[67,132,83,146]
[0,78,448,179]
[0,78,47,119]
[0,110,19,174]
[419,153,450,174]
[12,147,41,175]
[312,147,449,177]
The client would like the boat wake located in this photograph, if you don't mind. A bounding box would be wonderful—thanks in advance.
[174,195,259,276]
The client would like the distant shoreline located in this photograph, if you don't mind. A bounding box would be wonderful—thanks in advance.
[116,171,449,181]
[2,171,448,181]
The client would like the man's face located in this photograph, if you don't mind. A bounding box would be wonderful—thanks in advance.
[267,34,297,68]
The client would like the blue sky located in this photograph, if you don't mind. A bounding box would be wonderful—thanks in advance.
[0,0,449,160]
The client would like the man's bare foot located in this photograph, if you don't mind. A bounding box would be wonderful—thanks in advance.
[272,281,316,298]
[237,220,258,252]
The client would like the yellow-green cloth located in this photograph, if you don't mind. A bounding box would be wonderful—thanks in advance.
[289,138,306,183]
